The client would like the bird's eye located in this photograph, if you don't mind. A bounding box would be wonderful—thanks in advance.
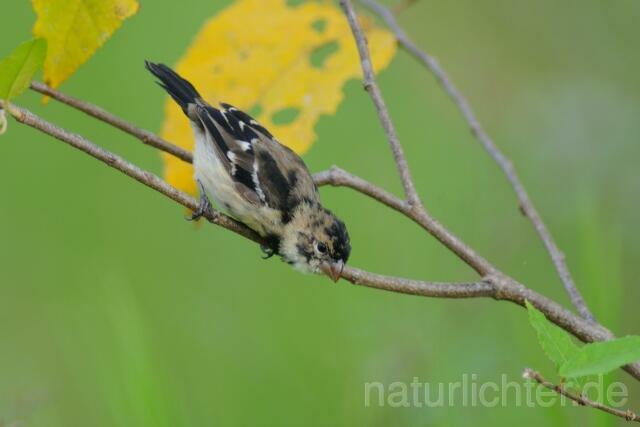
[315,242,328,254]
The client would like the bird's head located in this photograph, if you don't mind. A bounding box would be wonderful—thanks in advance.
[280,203,351,282]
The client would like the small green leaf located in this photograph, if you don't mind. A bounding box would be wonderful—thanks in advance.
[559,336,640,378]
[0,38,47,101]
[526,300,580,369]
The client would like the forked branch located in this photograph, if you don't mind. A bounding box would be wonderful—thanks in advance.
[339,0,420,206]
[358,0,595,323]
[30,81,193,163]
[1,1,635,386]
[3,96,638,383]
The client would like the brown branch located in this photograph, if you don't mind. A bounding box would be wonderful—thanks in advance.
[34,79,495,276]
[523,369,640,423]
[314,166,407,212]
[30,81,194,164]
[0,12,635,427]
[359,0,596,323]
[343,267,494,298]
[312,168,636,382]
[2,101,488,292]
[336,0,640,381]
[5,102,256,244]
[3,100,640,383]
[314,166,495,275]
[339,0,420,206]
[0,10,635,386]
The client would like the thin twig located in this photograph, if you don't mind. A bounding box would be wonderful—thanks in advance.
[523,369,640,423]
[314,166,407,212]
[339,0,420,206]
[359,0,596,323]
[337,0,635,380]
[315,166,495,275]
[3,100,640,382]
[343,267,494,297]
[26,4,595,324]
[5,102,256,244]
[30,81,194,164]
[4,100,488,294]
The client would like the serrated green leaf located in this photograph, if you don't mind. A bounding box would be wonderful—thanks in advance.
[559,335,640,378]
[0,38,47,101]
[526,300,580,369]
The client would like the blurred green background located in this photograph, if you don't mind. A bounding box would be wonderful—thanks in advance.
[1,0,639,425]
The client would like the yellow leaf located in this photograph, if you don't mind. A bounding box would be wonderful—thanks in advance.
[32,0,139,88]
[160,0,396,195]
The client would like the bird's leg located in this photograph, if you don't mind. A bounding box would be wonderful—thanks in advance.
[187,179,214,221]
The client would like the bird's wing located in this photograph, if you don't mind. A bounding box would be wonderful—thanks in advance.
[193,102,318,216]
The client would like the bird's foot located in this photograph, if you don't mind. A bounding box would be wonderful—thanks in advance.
[260,235,280,259]
[187,180,214,222]
[260,245,276,259]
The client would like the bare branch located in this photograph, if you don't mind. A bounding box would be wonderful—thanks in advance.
[314,166,407,212]
[32,81,492,272]
[523,369,640,423]
[334,0,638,381]
[30,81,194,164]
[359,0,595,323]
[5,102,257,244]
[4,100,640,382]
[338,0,420,206]
[343,267,494,297]
[315,166,495,275]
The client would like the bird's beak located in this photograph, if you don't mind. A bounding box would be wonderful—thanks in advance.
[322,260,344,283]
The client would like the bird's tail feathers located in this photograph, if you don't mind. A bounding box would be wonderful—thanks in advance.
[145,61,200,115]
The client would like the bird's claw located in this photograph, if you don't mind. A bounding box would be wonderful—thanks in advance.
[260,245,276,259]
[187,180,214,222]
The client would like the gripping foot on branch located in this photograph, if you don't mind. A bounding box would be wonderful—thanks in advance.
[260,234,280,259]
[187,179,214,222]
[260,245,276,259]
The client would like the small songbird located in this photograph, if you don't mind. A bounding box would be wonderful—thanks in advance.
[146,61,350,281]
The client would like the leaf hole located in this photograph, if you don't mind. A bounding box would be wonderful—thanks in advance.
[311,18,327,33]
[310,41,339,69]
[271,107,300,125]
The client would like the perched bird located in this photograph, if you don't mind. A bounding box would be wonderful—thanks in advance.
[145,61,350,281]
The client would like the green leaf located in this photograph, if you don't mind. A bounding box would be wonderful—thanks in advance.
[526,300,580,369]
[559,336,640,378]
[0,38,47,101]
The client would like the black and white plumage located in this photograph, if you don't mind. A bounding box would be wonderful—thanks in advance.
[145,61,350,280]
